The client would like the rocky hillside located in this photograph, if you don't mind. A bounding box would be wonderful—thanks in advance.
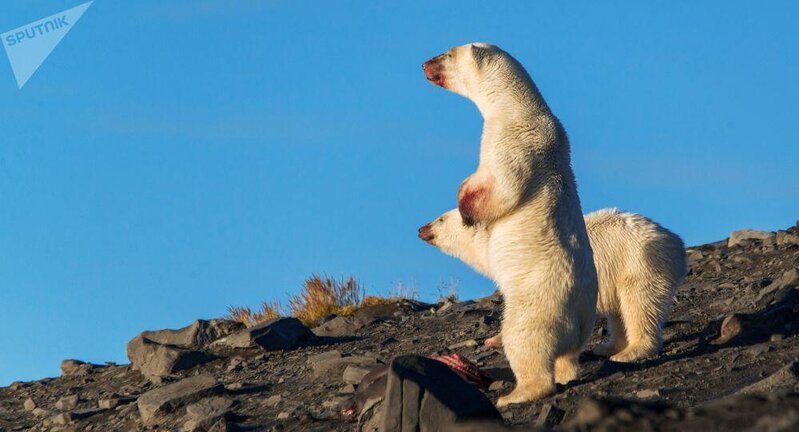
[2,223,799,431]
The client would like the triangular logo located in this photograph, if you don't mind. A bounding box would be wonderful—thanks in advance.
[1,1,93,88]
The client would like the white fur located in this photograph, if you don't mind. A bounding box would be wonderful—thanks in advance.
[422,208,688,362]
[424,43,598,405]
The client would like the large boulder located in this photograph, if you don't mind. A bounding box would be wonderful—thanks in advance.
[380,355,502,431]
[140,319,244,348]
[756,268,799,306]
[137,374,224,426]
[127,336,215,379]
[127,319,242,379]
[212,317,314,350]
[776,230,799,247]
[728,229,775,247]
[60,359,96,376]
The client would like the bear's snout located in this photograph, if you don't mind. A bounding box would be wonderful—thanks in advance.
[422,56,446,87]
[418,224,436,244]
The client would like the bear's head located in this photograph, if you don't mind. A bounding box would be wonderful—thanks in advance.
[422,43,526,101]
[418,209,493,279]
[418,209,475,254]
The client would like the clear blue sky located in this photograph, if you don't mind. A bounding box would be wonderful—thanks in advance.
[1,1,797,385]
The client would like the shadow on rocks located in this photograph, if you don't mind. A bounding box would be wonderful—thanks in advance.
[584,288,799,384]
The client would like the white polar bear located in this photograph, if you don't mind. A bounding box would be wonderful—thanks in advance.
[423,43,598,405]
[419,208,688,363]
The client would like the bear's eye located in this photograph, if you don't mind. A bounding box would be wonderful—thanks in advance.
[439,217,445,222]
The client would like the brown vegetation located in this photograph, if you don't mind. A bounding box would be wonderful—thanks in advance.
[226,301,282,328]
[226,275,425,327]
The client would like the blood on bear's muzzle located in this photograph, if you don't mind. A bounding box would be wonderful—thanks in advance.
[422,56,446,87]
[418,224,435,243]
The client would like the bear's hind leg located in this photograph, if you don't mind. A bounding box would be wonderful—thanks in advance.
[593,313,628,357]
[610,284,663,362]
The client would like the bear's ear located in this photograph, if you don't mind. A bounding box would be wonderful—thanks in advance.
[470,44,486,67]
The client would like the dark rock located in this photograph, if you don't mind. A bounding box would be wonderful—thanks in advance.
[137,374,224,425]
[312,303,411,339]
[52,407,105,425]
[127,334,215,379]
[738,362,799,394]
[537,403,565,428]
[183,396,234,432]
[307,349,342,363]
[72,407,106,419]
[214,317,313,350]
[141,319,244,348]
[380,355,502,431]
[381,336,399,346]
[311,354,378,378]
[312,316,365,337]
[565,397,670,430]
[354,364,389,409]
[126,319,241,379]
[446,421,515,431]
[756,268,799,305]
[354,303,404,322]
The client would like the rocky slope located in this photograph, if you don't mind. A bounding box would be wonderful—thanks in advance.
[1,223,799,431]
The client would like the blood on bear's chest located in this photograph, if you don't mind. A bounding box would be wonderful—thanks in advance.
[458,185,487,226]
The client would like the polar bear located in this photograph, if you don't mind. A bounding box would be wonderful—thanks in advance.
[418,208,688,363]
[423,43,598,405]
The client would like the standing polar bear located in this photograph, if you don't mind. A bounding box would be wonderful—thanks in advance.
[419,208,688,363]
[423,43,598,405]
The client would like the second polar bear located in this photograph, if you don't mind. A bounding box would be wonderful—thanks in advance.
[419,208,688,362]
[424,43,598,405]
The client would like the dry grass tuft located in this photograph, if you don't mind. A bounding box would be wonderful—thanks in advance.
[437,277,459,302]
[390,280,419,302]
[288,274,364,326]
[360,295,398,307]
[225,275,427,328]
[361,281,420,307]
[226,301,282,328]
